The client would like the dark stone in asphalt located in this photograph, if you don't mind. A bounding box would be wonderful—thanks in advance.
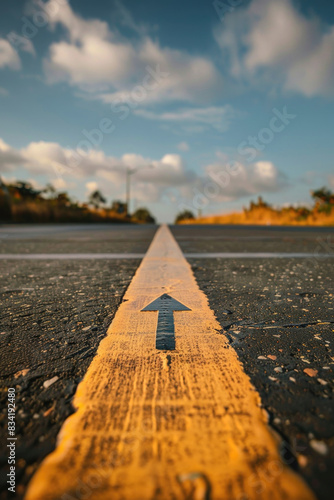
[189,256,334,500]
[0,259,141,499]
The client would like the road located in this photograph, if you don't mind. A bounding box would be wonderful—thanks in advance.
[0,223,333,499]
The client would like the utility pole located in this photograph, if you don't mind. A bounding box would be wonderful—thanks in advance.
[125,165,155,216]
[125,168,136,216]
[126,169,130,216]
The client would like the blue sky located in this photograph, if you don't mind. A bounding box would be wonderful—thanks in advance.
[0,0,333,222]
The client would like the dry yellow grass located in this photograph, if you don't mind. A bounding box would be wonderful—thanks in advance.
[8,202,132,223]
[180,206,334,226]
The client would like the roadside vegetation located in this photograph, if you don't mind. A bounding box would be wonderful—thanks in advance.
[175,188,334,226]
[174,210,195,224]
[0,179,156,224]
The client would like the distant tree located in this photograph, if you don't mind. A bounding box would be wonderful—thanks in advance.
[311,188,334,214]
[43,183,57,200]
[111,200,127,214]
[0,178,11,221]
[312,188,334,205]
[254,196,270,209]
[9,181,41,200]
[174,210,195,223]
[296,206,311,220]
[56,192,71,206]
[132,207,156,224]
[88,190,106,209]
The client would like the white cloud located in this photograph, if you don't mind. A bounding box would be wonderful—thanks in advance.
[21,141,76,176]
[177,142,189,152]
[244,1,314,71]
[215,0,334,97]
[0,138,26,171]
[0,137,195,203]
[1,175,17,185]
[6,32,35,56]
[201,157,287,202]
[45,36,137,87]
[134,105,235,132]
[42,0,222,103]
[27,178,44,190]
[85,181,98,194]
[0,39,20,70]
[52,177,71,190]
[0,137,288,205]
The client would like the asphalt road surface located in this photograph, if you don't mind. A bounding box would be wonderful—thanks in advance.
[1,223,333,500]
[171,224,334,500]
[0,225,157,499]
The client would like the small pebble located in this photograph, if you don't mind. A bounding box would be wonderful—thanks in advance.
[274,367,283,373]
[297,455,308,468]
[43,406,54,417]
[317,378,328,386]
[310,440,328,455]
[289,377,296,383]
[43,376,59,389]
[258,356,267,360]
[268,355,277,360]
[303,368,318,377]
[14,369,30,378]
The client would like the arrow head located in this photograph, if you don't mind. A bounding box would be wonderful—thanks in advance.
[141,293,191,312]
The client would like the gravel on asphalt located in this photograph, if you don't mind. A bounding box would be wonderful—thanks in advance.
[0,259,141,499]
[189,256,334,500]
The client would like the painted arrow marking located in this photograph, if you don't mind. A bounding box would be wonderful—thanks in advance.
[141,293,191,350]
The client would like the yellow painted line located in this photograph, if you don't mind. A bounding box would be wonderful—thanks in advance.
[25,225,315,500]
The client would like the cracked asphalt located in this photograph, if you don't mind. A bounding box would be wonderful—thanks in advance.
[1,223,334,500]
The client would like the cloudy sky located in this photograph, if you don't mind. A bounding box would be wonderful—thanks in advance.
[0,0,333,222]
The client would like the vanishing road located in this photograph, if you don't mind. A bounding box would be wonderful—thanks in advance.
[0,223,333,499]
